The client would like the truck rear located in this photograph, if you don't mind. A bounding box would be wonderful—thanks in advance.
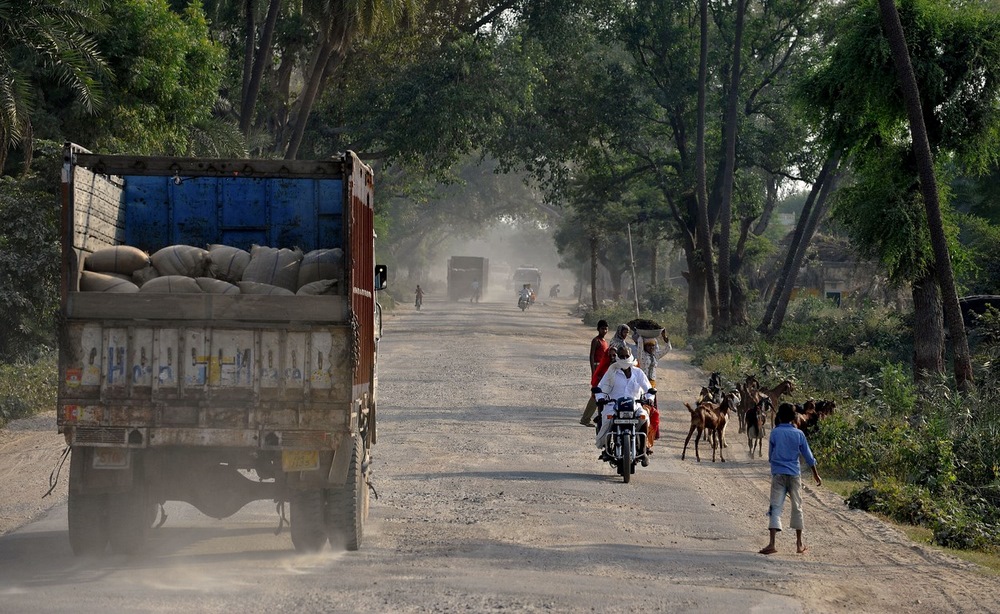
[447,256,489,301]
[57,143,386,555]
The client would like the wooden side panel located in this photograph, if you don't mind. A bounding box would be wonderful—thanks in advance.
[347,153,376,395]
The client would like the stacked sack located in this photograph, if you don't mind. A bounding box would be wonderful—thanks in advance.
[81,244,343,295]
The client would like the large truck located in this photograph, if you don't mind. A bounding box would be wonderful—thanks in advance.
[57,143,386,555]
[512,266,542,293]
[447,256,489,301]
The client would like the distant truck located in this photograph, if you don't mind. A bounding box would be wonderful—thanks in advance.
[512,266,542,293]
[447,256,489,301]
[57,143,386,555]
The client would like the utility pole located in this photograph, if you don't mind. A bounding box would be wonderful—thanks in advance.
[628,223,640,318]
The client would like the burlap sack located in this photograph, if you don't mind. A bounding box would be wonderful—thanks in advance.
[80,271,140,293]
[239,281,295,296]
[196,277,240,295]
[84,246,150,275]
[139,275,202,293]
[242,245,303,292]
[151,245,209,277]
[132,265,160,286]
[207,244,251,283]
[296,279,339,296]
[297,248,343,288]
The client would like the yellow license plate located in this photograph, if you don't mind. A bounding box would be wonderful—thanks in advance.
[281,450,320,472]
[92,448,130,469]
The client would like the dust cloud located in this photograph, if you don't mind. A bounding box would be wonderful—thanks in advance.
[413,222,577,304]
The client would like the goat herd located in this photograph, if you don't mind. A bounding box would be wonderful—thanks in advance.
[680,372,836,463]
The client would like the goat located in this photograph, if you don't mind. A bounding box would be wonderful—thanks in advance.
[759,379,795,426]
[682,398,730,463]
[696,386,714,404]
[717,391,740,448]
[707,371,723,403]
[736,376,760,434]
[795,399,836,436]
[746,396,772,458]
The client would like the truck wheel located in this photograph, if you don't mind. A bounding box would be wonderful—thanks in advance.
[325,435,366,551]
[108,486,150,555]
[68,489,109,556]
[290,490,328,553]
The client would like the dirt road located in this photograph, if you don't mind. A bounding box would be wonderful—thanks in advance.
[0,296,997,612]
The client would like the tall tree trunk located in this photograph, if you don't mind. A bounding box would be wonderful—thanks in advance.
[716,0,747,333]
[695,0,718,324]
[877,0,974,392]
[285,18,351,160]
[241,0,282,134]
[685,247,708,336]
[285,38,336,159]
[730,277,750,326]
[590,234,599,310]
[649,242,658,286]
[241,0,256,109]
[766,162,842,336]
[911,270,945,381]
[759,151,840,332]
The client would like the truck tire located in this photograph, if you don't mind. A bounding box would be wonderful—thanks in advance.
[290,489,328,553]
[68,489,109,556]
[108,485,150,555]
[325,435,366,551]
[68,449,109,556]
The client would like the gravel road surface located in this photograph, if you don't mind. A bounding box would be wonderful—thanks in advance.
[0,295,997,613]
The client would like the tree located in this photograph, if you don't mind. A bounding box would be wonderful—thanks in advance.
[801,0,1000,387]
[56,0,231,156]
[0,142,62,358]
[0,0,106,172]
[877,0,972,390]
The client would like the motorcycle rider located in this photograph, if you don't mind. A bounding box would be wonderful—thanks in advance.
[517,284,532,308]
[414,285,424,310]
[594,345,654,459]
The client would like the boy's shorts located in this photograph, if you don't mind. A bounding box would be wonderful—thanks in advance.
[767,474,803,531]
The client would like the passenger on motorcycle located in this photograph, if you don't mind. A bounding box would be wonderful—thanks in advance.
[593,346,655,454]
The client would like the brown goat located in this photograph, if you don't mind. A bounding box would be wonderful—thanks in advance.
[760,379,795,426]
[681,399,730,463]
[746,396,772,458]
[736,376,761,434]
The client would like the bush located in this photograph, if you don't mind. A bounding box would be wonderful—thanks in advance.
[640,283,683,313]
[0,147,62,360]
[0,352,57,428]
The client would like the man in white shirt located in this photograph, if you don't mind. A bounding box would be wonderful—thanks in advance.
[594,346,654,454]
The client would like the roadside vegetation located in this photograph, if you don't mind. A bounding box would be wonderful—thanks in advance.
[588,297,1000,554]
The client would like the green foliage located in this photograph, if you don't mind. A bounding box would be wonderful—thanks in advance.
[956,214,1000,295]
[846,479,997,551]
[66,0,229,155]
[0,0,107,172]
[641,283,683,313]
[0,352,57,428]
[0,142,62,359]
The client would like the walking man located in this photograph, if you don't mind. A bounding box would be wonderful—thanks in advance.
[580,320,609,426]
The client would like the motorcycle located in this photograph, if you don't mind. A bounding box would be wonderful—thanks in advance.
[517,294,530,311]
[595,391,655,483]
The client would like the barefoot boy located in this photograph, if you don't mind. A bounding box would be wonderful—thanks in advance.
[759,402,822,555]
